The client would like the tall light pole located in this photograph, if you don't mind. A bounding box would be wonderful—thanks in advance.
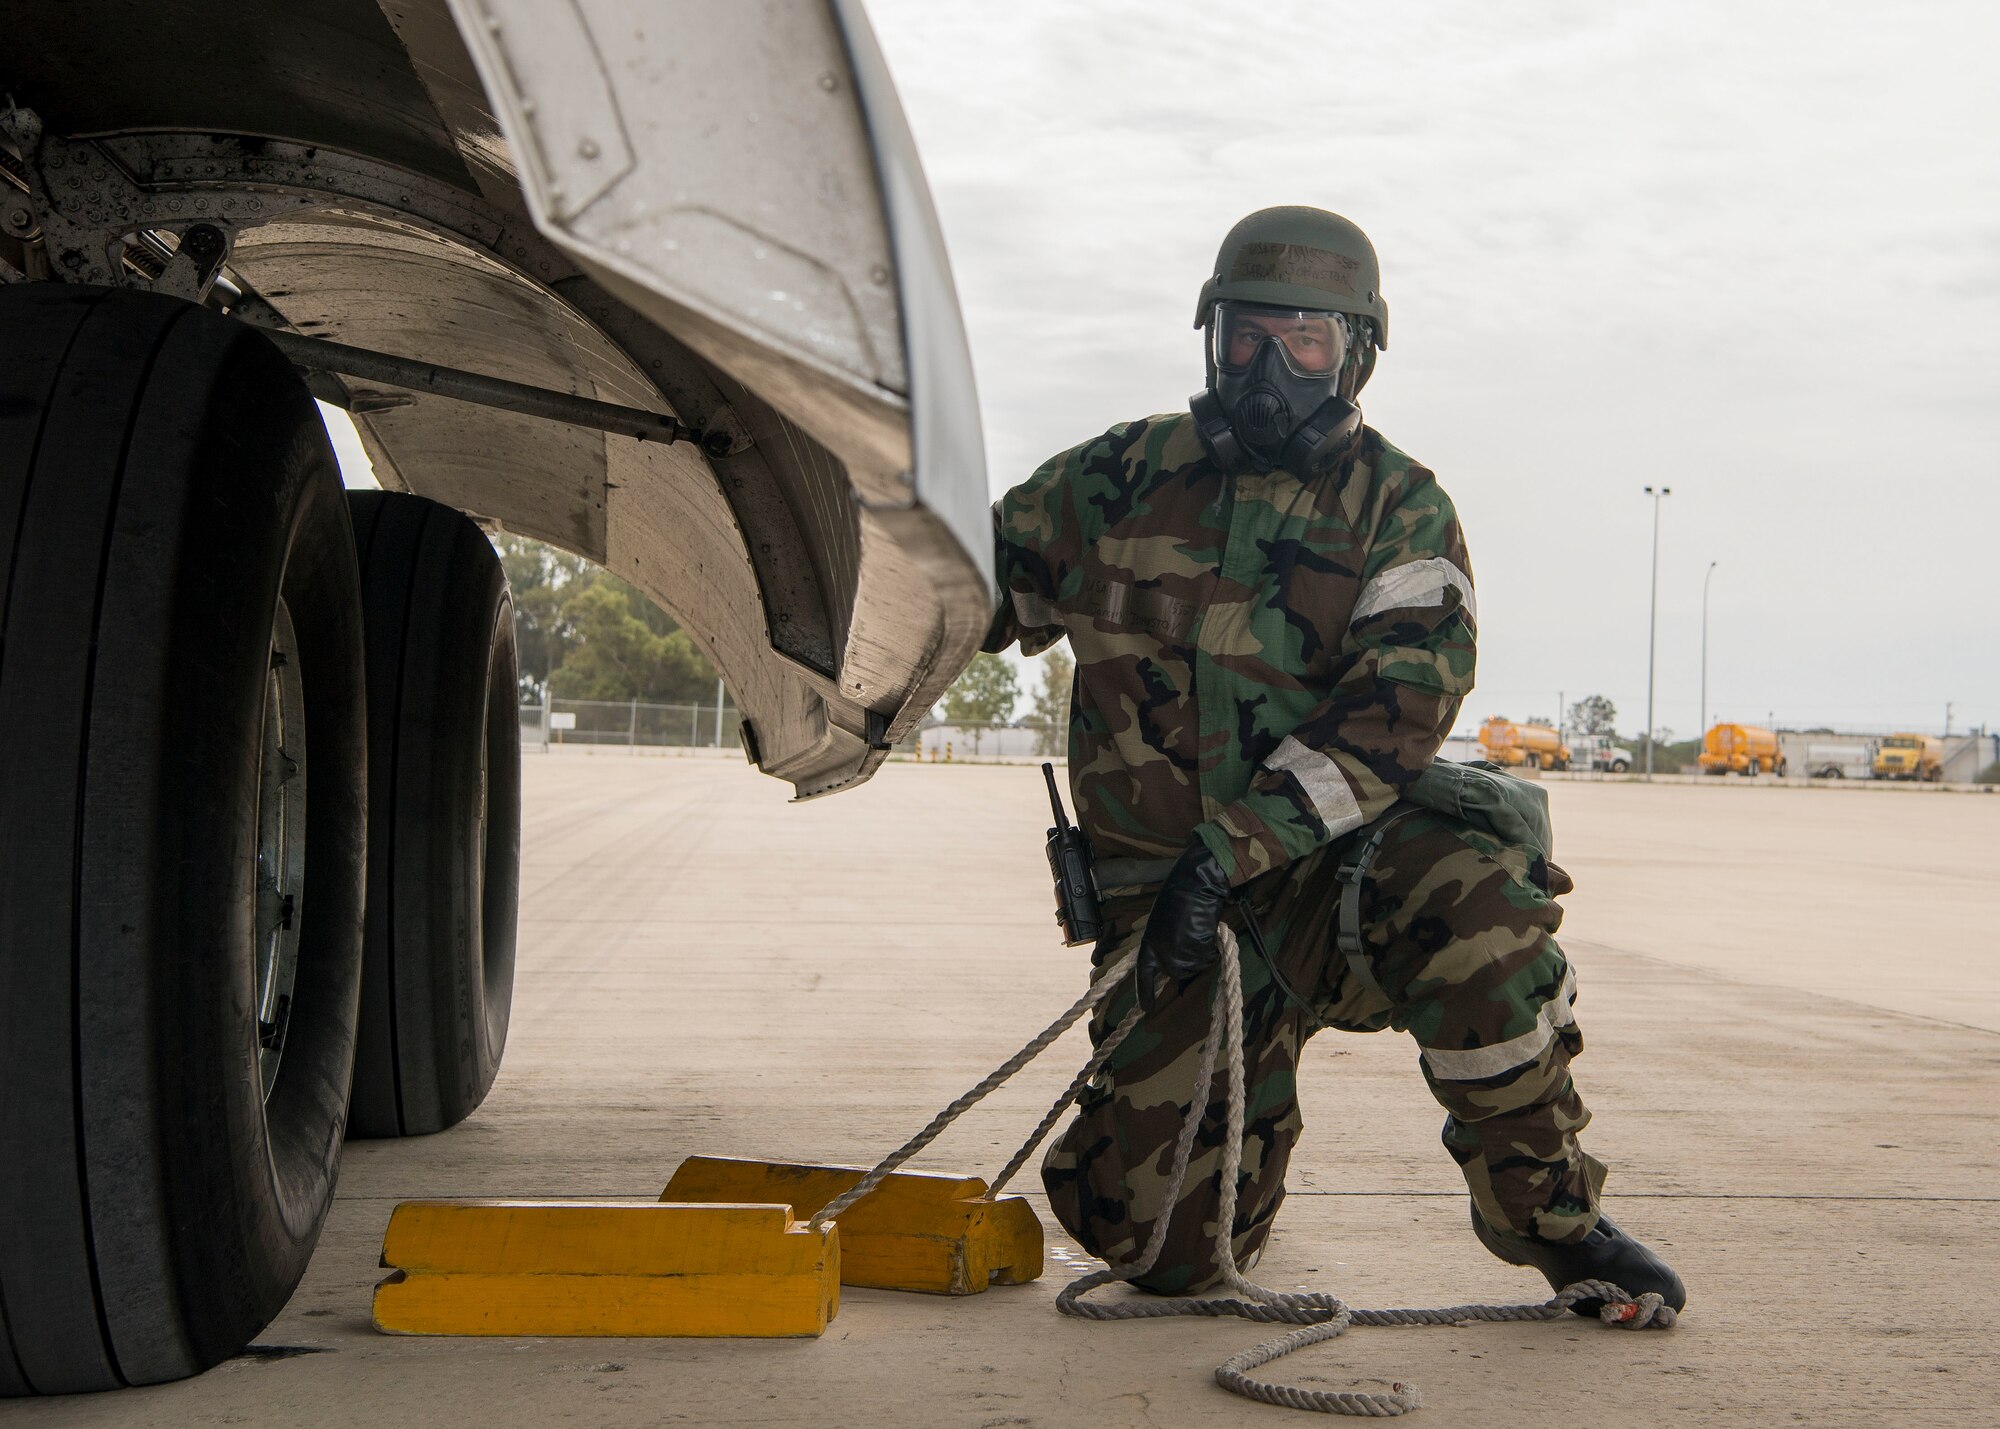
[1643,485,1672,779]
[1700,561,1718,740]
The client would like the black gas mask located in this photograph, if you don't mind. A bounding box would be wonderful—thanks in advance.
[1190,301,1363,477]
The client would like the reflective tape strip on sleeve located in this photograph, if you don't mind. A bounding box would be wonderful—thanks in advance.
[1264,735,1364,838]
[1352,556,1478,626]
[1546,965,1579,1028]
[1010,588,1062,628]
[1419,966,1578,1082]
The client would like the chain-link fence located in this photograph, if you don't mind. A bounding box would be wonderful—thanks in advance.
[516,706,1062,760]
[519,695,741,750]
[904,721,1063,762]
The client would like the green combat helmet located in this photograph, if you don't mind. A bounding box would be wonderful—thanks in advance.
[1189,206,1388,477]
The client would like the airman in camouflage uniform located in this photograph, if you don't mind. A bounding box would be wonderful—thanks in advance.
[985,207,1683,1312]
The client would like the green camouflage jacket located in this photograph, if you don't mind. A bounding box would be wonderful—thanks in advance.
[984,411,1476,884]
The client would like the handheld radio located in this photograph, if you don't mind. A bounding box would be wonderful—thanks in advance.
[1041,762,1102,947]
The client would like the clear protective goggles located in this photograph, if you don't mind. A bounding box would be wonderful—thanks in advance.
[1210,301,1353,379]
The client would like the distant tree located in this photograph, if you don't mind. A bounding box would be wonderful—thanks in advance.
[1029,647,1074,756]
[547,580,715,703]
[494,534,719,704]
[1570,694,1618,736]
[493,535,597,700]
[941,653,1021,753]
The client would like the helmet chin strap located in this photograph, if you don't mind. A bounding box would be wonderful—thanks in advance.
[1190,388,1361,479]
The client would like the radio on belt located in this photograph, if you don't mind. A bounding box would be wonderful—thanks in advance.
[1040,762,1102,947]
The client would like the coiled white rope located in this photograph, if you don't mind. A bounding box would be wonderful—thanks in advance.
[1054,927,1673,1416]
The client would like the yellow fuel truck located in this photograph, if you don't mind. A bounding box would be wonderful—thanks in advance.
[1873,734,1944,781]
[1698,723,1787,776]
[1478,717,1571,770]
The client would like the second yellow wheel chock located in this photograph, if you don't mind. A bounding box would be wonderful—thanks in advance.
[662,1155,1043,1296]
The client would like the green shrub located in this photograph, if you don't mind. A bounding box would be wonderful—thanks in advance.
[1634,736,1704,774]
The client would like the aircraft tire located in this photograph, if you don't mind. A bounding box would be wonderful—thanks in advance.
[345,492,520,1138]
[0,285,367,1391]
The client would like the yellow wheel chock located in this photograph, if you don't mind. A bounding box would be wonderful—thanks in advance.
[662,1156,1044,1296]
[372,1200,839,1338]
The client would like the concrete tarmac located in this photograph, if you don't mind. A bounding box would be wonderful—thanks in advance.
[19,757,2000,1426]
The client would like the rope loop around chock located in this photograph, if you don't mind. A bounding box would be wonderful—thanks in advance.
[807,949,1143,1232]
[816,923,1674,1416]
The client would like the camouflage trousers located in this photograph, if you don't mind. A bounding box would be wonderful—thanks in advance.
[1042,809,1603,1295]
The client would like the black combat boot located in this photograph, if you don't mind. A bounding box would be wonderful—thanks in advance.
[1471,1205,1686,1317]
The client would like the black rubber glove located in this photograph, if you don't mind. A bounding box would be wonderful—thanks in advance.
[1136,842,1233,1012]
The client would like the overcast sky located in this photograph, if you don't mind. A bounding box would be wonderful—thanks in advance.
[867,0,2000,740]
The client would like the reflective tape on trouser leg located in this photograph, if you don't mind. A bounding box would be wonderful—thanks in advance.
[1426,970,1597,1246]
[1417,966,1578,1083]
